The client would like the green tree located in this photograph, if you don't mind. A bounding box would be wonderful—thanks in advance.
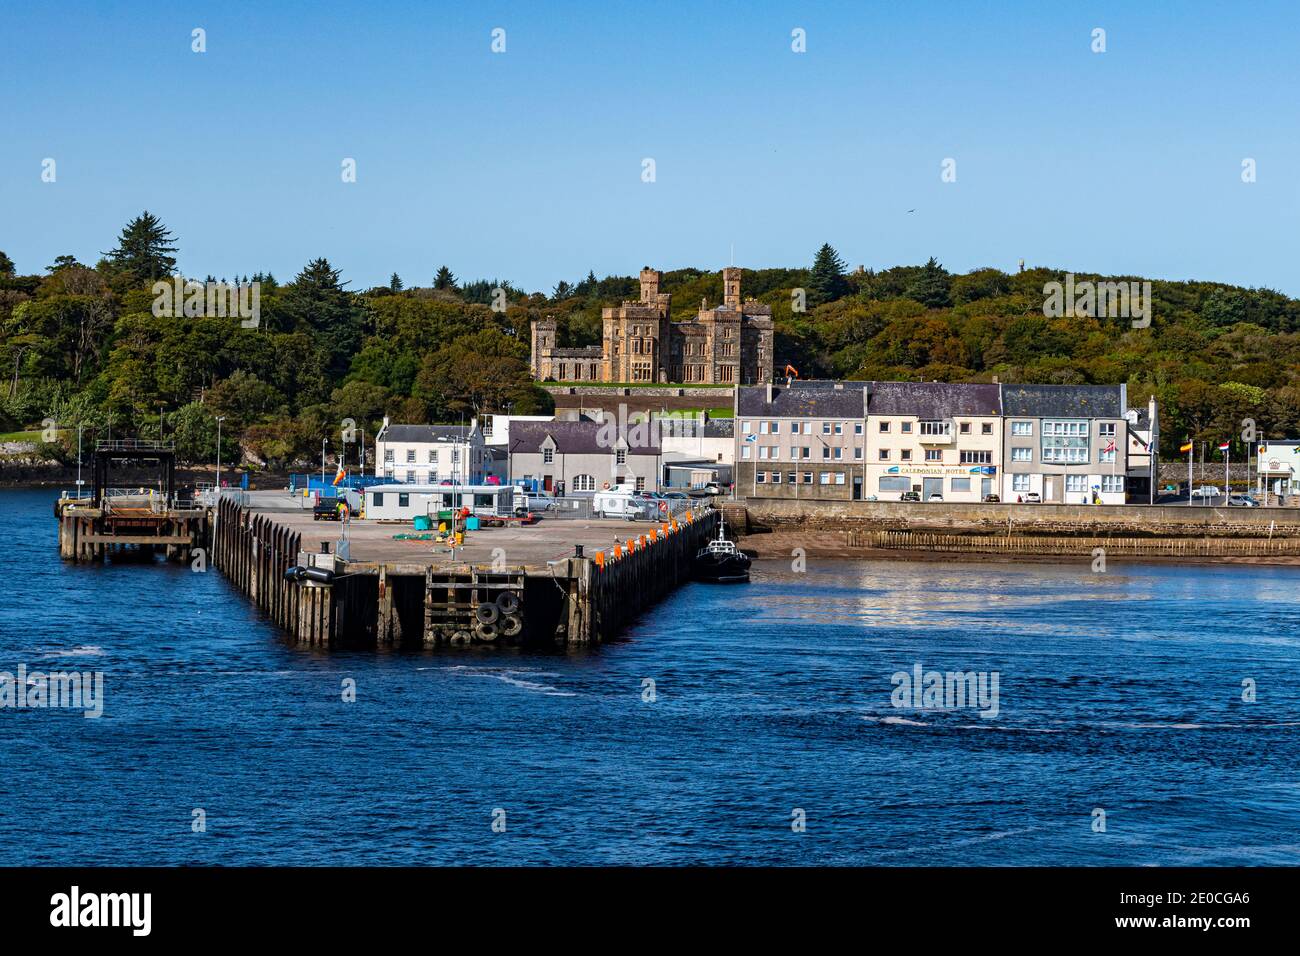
[389,272,403,292]
[808,243,848,305]
[280,258,364,377]
[906,257,952,308]
[104,211,178,283]
[434,265,456,290]
[0,250,14,275]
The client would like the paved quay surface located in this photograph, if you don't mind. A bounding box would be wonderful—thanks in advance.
[239,490,697,568]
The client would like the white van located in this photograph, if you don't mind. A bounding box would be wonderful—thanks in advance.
[593,487,649,520]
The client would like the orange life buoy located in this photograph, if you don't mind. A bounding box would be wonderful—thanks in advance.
[602,482,610,490]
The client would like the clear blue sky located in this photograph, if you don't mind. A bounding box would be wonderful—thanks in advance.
[2,0,1297,294]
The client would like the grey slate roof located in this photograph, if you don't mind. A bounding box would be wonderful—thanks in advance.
[1000,384,1123,419]
[737,383,869,418]
[867,381,1002,418]
[508,420,660,456]
[381,424,473,443]
[704,418,734,438]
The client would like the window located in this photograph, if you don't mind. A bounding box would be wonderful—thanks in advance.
[920,421,951,437]
[758,446,769,460]
[801,472,813,484]
[398,493,410,508]
[951,478,971,492]
[756,471,767,484]
[834,423,843,435]
[770,422,780,434]
[879,476,911,492]
[616,450,627,465]
[879,421,890,433]
[373,493,384,507]
[1100,447,1116,463]
[959,422,971,435]
[801,447,811,460]
[879,449,890,461]
[790,422,801,435]
[1066,474,1086,493]
[820,472,831,485]
[543,447,554,463]
[835,473,845,485]
[741,446,752,460]
[786,472,796,485]
[406,470,416,483]
[384,449,394,463]
[742,421,752,434]
[1012,421,1032,436]
[452,449,461,464]
[1099,422,1117,437]
[1012,447,1032,462]
[821,447,830,460]
[901,421,913,433]
[1012,474,1030,491]
[833,447,843,460]
[900,449,912,461]
[771,471,782,484]
[855,423,864,435]
[759,421,769,435]
[960,450,992,464]
[573,474,595,491]
[822,422,831,435]
[854,447,863,460]
[635,477,645,491]
[1042,420,1089,463]
[925,449,942,462]
[1102,475,1124,493]
[428,450,438,463]
[982,422,993,435]
[384,467,394,479]
[406,449,416,463]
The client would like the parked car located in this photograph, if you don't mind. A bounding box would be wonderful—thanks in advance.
[313,498,342,521]
[513,492,557,515]
[593,489,649,520]
[1190,485,1222,499]
[1023,492,1042,503]
[1226,494,1260,507]
[900,490,921,502]
[982,493,1001,503]
[663,492,689,500]
[927,493,944,502]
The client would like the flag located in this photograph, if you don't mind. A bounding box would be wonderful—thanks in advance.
[1179,441,1193,454]
[1218,441,1231,452]
[332,463,346,486]
[1103,439,1116,453]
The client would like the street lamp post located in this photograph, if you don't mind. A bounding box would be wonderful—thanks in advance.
[215,416,226,492]
[321,438,328,487]
[76,423,84,498]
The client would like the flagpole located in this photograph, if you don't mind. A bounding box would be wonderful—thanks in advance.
[1187,442,1192,506]
[1224,444,1229,499]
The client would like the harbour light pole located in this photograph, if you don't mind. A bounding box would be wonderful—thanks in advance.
[215,416,226,491]
[321,438,328,488]
[76,423,84,498]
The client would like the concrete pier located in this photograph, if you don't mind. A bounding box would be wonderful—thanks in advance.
[211,496,718,648]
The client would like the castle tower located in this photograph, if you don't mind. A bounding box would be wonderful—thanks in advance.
[640,267,661,304]
[529,317,556,377]
[722,266,741,309]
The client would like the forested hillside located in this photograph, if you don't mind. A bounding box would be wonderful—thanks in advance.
[3,218,1297,468]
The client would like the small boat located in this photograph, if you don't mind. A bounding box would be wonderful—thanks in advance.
[692,516,751,583]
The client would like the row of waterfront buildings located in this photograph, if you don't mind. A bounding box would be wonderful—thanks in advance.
[369,381,1300,504]
[369,380,1156,504]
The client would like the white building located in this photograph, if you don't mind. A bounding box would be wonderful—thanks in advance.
[1257,440,1300,502]
[374,418,494,485]
[481,414,556,447]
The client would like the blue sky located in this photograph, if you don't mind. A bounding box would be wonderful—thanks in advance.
[2,0,1298,294]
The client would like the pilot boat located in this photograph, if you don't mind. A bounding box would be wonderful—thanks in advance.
[692,516,751,583]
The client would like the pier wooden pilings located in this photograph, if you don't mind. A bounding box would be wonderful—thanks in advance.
[212,498,308,641]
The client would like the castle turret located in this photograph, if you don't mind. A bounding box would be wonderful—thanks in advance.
[639,267,661,304]
[722,266,741,309]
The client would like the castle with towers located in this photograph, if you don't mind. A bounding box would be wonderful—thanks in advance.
[530,267,774,385]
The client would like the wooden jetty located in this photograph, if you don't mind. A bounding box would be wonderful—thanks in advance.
[54,440,205,562]
[210,497,718,648]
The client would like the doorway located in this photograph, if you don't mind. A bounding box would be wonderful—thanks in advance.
[852,476,862,500]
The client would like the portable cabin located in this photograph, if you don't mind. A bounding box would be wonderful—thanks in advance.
[363,483,519,521]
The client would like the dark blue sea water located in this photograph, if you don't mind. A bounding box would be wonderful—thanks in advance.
[2,487,1299,865]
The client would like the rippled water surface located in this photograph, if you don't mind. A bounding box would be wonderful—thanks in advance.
[3,488,1299,865]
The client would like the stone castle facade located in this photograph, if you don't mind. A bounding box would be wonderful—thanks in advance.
[530,267,774,385]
